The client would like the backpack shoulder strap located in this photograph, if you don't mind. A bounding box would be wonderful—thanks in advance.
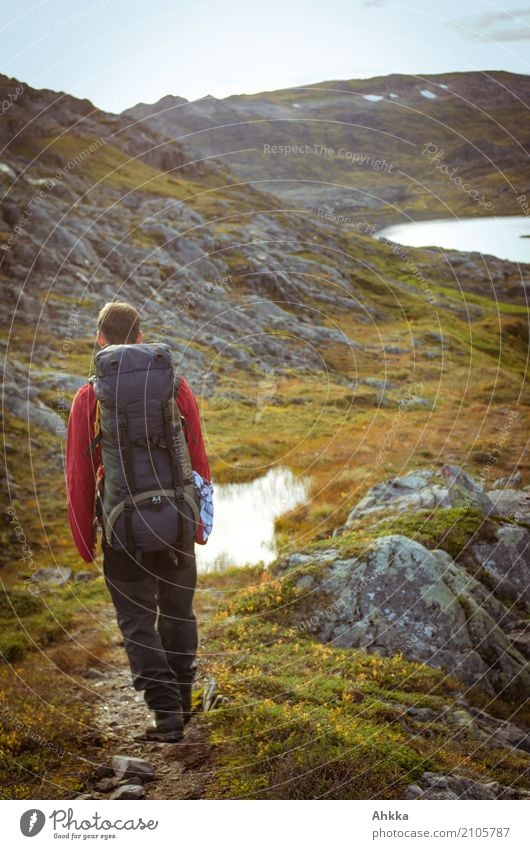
[173,374,197,445]
[85,378,102,457]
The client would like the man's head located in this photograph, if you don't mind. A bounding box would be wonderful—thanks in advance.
[96,301,143,347]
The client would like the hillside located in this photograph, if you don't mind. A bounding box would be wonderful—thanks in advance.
[123,70,530,223]
[0,71,529,800]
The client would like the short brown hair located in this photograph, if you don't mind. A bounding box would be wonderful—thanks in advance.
[97,301,140,344]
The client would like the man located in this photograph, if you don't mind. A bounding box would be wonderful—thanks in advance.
[66,301,212,742]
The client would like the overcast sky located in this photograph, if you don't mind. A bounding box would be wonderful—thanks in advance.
[1,0,529,113]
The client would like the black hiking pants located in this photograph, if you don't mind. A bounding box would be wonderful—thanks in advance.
[102,536,198,715]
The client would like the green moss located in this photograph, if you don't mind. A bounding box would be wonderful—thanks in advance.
[202,613,524,799]
[303,507,498,564]
[370,507,496,560]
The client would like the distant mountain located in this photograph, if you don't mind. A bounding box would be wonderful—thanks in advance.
[0,71,528,450]
[123,71,530,223]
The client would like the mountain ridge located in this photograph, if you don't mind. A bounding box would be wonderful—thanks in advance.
[122,69,530,224]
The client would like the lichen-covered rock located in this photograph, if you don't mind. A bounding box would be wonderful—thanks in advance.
[300,534,529,696]
[339,469,450,527]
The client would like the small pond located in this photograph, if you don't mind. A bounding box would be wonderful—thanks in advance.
[195,466,311,572]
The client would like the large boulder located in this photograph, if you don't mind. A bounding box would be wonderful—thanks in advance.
[293,534,529,696]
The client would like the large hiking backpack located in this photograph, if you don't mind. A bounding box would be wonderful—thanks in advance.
[90,342,200,560]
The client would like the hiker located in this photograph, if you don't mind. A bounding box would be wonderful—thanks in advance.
[65,301,213,743]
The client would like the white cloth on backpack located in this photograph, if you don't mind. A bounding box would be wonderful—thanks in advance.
[191,470,214,541]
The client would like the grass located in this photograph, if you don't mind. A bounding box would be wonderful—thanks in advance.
[0,575,110,799]
[0,659,101,799]
[199,599,529,799]
[0,580,108,663]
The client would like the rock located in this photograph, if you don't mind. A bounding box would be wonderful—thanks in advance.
[472,525,530,608]
[339,469,449,527]
[507,629,530,655]
[295,534,529,695]
[405,707,440,722]
[74,571,99,582]
[491,470,522,489]
[30,566,72,586]
[362,377,396,390]
[284,553,314,568]
[446,709,476,730]
[467,707,530,753]
[95,777,120,792]
[110,784,146,800]
[111,755,155,784]
[385,345,408,354]
[406,771,530,800]
[479,721,530,753]
[487,489,530,520]
[92,764,114,780]
[84,667,104,680]
[441,465,494,513]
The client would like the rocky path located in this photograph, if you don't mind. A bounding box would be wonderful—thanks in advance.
[78,605,213,801]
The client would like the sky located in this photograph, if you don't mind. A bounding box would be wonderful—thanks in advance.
[0,0,529,113]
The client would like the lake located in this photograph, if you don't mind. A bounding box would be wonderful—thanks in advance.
[377,216,530,264]
[195,466,311,572]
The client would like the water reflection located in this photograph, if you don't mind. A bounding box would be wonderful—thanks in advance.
[195,466,311,572]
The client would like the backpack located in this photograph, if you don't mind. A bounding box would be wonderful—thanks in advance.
[90,342,200,561]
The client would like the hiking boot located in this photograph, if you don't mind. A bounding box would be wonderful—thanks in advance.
[143,709,184,743]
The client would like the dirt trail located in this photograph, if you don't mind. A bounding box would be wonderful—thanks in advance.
[80,605,213,800]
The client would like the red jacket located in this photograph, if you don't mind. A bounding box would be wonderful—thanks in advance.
[66,377,211,563]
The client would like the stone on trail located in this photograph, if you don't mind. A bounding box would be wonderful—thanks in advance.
[111,755,155,783]
[110,783,146,800]
[95,776,120,792]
